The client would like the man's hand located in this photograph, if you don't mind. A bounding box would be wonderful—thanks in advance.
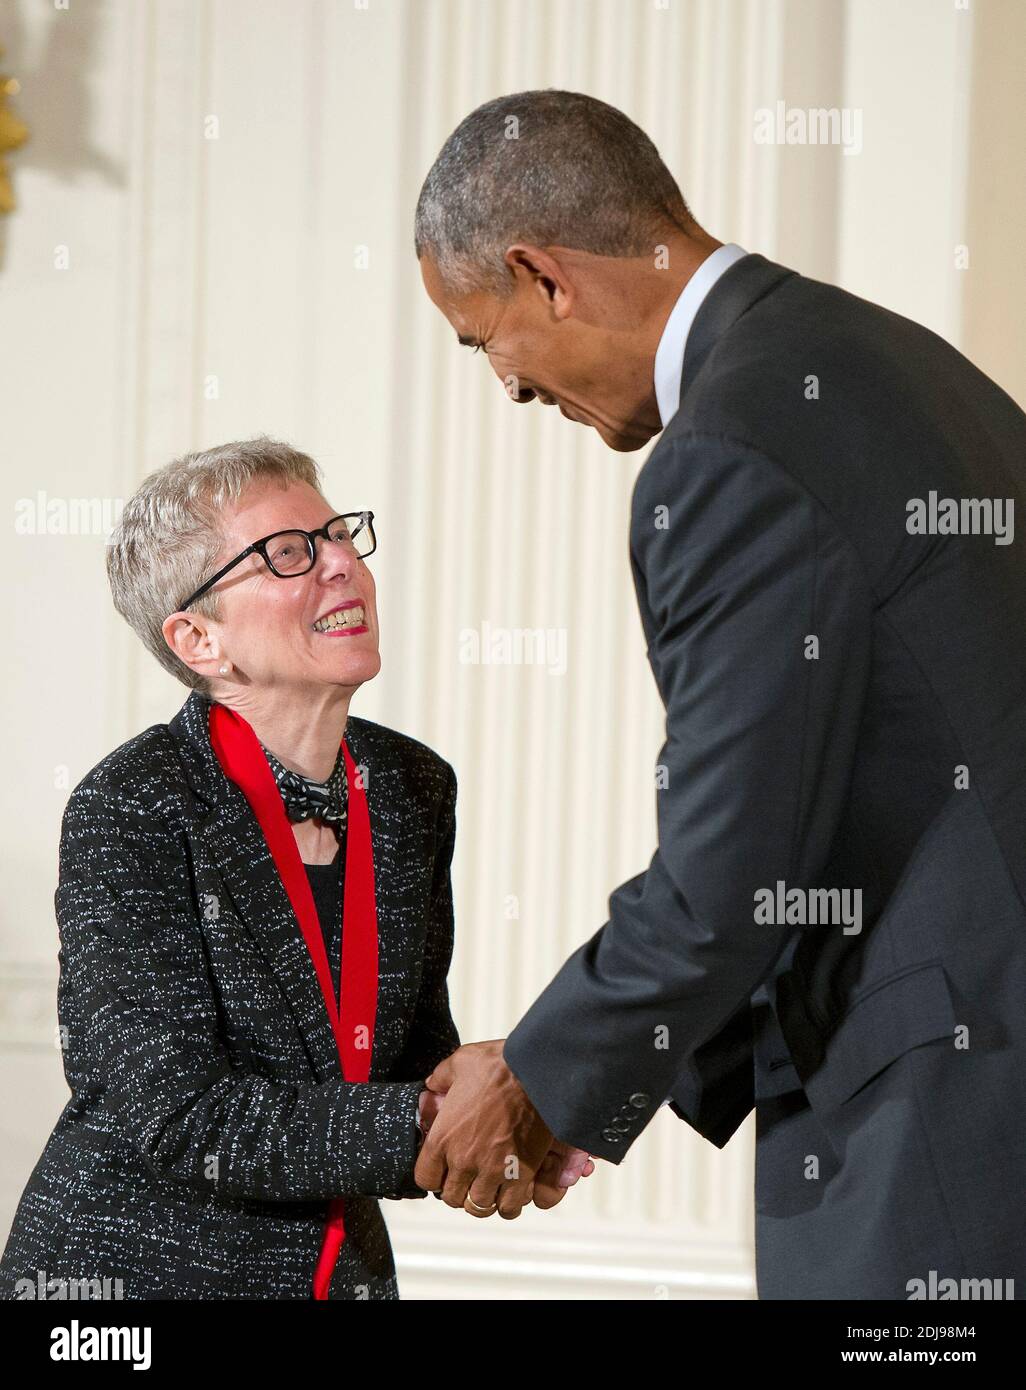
[418,1082,595,1211]
[414,1040,553,1218]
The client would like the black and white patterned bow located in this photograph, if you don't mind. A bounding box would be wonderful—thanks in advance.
[259,742,348,829]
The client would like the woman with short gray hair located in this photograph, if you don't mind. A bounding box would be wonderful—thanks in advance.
[0,435,588,1301]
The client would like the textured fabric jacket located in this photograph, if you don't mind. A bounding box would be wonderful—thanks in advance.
[0,689,459,1300]
[504,254,1026,1298]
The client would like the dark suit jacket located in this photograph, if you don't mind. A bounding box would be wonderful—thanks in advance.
[0,689,459,1300]
[504,253,1026,1298]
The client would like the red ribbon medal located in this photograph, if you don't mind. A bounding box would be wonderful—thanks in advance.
[209,700,379,1299]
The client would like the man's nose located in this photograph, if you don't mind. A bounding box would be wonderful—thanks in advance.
[499,374,537,404]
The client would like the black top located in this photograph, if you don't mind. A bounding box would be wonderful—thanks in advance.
[303,841,344,1007]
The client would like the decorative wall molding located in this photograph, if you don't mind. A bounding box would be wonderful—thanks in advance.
[390,1208,756,1300]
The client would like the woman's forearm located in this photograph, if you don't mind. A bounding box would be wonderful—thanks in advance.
[118,1067,425,1202]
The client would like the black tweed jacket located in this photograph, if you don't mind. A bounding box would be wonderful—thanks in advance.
[0,689,460,1300]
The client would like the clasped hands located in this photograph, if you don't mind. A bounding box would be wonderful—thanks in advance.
[414,1039,595,1217]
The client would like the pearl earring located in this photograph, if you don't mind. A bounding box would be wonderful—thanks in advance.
[218,663,229,676]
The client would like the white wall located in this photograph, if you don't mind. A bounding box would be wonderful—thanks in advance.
[1,0,1017,1299]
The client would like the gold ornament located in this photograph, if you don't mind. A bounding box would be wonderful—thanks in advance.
[0,46,29,216]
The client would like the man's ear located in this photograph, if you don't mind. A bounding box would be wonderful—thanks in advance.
[504,243,575,320]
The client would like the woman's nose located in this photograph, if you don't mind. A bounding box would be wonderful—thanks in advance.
[316,536,357,579]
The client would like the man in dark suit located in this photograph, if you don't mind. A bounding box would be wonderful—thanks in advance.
[412,89,1026,1299]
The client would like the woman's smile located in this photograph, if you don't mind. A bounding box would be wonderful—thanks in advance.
[311,598,370,636]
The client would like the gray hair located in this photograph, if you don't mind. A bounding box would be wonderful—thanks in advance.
[106,436,322,692]
[414,89,693,296]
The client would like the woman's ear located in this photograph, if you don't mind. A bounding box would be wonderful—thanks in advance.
[162,611,221,679]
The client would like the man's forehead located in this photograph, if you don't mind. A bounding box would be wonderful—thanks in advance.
[419,253,453,311]
[420,254,513,347]
[420,253,484,319]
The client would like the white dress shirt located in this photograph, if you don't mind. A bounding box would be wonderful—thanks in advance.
[653,243,749,429]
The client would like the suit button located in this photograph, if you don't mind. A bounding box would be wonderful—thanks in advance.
[629,1093,649,1108]
[611,1116,631,1132]
[601,1129,622,1143]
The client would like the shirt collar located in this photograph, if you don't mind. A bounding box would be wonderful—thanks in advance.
[259,740,349,828]
[653,243,749,428]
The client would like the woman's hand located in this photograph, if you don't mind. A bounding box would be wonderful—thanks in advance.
[417,1087,445,1139]
[531,1141,596,1210]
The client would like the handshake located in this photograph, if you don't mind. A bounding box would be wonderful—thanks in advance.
[413,1038,596,1217]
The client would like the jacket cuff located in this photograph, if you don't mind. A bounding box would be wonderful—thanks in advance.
[356,1080,424,1198]
[665,1053,754,1149]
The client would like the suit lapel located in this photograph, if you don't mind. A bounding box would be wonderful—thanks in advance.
[167,691,414,1083]
[168,691,342,1083]
[341,720,407,1075]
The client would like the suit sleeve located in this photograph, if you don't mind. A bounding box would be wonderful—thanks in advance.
[503,433,873,1161]
[664,997,755,1148]
[58,787,424,1203]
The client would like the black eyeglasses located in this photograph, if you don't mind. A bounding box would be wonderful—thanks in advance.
[176,511,376,612]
